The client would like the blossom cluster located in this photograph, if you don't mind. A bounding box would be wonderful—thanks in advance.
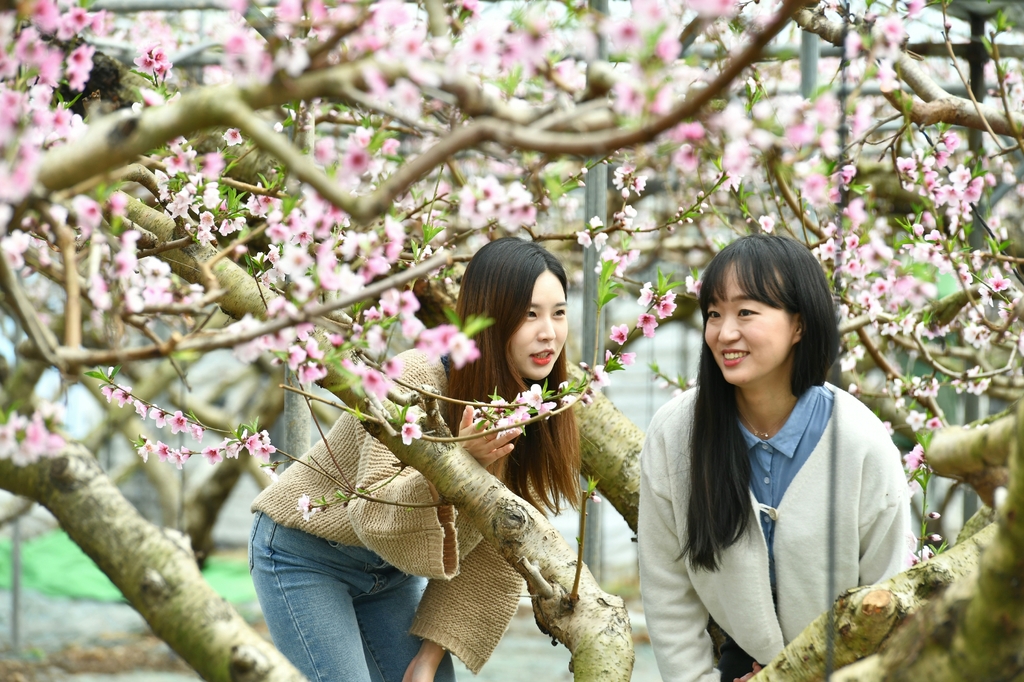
[0,403,66,466]
[91,367,276,471]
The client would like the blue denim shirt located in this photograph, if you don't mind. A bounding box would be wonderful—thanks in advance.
[741,385,834,588]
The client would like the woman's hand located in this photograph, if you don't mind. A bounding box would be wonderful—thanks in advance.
[458,405,517,468]
[734,662,762,682]
[403,640,446,682]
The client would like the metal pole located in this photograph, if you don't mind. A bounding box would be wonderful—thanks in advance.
[11,515,21,654]
[800,30,819,100]
[283,368,310,462]
[961,11,987,527]
[581,0,609,586]
[967,12,988,155]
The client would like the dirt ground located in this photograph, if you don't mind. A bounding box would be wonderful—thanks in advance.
[0,631,199,681]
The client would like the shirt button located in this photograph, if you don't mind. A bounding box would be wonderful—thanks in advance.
[761,444,769,450]
[763,514,770,522]
[764,476,770,485]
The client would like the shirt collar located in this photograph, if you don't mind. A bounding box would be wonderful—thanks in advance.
[738,387,822,458]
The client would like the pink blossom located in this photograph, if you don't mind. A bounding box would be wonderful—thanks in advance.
[110,387,131,408]
[609,324,629,345]
[298,361,327,384]
[149,407,167,428]
[576,231,593,247]
[296,493,318,521]
[903,444,925,471]
[342,146,371,177]
[620,352,636,366]
[65,44,95,92]
[878,14,905,46]
[988,274,1012,292]
[168,411,189,434]
[686,0,736,18]
[401,421,422,445]
[73,195,102,236]
[58,6,93,41]
[134,43,172,80]
[383,356,405,378]
[905,410,926,432]
[361,369,391,401]
[637,282,655,307]
[656,292,677,320]
[202,446,223,465]
[134,401,149,419]
[758,215,775,234]
[637,313,658,338]
[591,364,610,390]
[448,332,480,369]
[245,430,277,463]
[673,144,699,173]
[136,439,157,463]
[223,128,243,146]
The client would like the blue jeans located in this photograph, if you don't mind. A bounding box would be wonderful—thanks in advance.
[249,511,457,682]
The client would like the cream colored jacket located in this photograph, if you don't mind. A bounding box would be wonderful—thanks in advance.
[638,385,911,682]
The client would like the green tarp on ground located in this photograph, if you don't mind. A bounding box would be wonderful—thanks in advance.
[0,530,256,603]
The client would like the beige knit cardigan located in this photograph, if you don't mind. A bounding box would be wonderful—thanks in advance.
[251,350,523,673]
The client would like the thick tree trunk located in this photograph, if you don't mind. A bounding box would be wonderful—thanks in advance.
[758,519,997,682]
[824,403,1024,681]
[0,446,306,682]
[572,368,643,533]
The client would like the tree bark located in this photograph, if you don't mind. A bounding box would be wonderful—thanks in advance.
[758,519,997,682]
[0,446,307,682]
[927,415,1013,507]
[827,403,1024,681]
[572,367,643,533]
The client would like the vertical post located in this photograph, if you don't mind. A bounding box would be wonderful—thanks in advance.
[800,30,819,100]
[962,11,987,525]
[581,0,609,586]
[11,515,21,654]
[283,368,311,463]
[967,12,987,155]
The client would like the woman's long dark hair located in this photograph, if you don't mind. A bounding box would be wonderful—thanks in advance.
[685,234,838,571]
[445,238,580,514]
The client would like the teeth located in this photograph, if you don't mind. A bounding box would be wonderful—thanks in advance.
[723,352,747,360]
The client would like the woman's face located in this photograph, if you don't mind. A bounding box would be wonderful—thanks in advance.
[704,270,802,397]
[509,270,568,382]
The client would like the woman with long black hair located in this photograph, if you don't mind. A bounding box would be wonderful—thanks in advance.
[249,238,580,682]
[638,234,910,682]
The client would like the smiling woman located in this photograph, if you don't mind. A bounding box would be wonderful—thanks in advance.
[248,237,581,682]
[637,234,911,682]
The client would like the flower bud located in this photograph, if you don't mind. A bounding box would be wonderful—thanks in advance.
[927,511,941,520]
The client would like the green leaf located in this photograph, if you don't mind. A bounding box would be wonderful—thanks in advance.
[462,314,494,338]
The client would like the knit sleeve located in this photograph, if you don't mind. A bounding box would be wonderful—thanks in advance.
[409,535,524,674]
[343,428,460,581]
[329,351,460,580]
[638,398,721,682]
[857,435,913,584]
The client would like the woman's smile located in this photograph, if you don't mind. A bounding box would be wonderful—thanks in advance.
[509,270,568,381]
[704,270,802,397]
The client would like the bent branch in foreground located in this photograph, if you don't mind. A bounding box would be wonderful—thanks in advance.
[758,516,997,682]
[0,447,307,682]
